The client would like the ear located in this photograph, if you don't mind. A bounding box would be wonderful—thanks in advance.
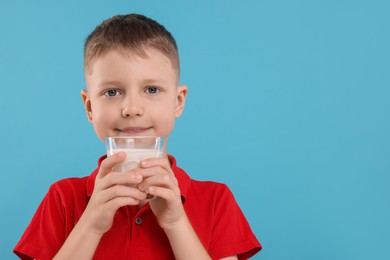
[81,89,93,123]
[175,84,188,118]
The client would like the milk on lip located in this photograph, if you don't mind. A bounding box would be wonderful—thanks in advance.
[110,148,163,172]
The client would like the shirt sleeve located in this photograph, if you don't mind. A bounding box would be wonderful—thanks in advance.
[14,184,66,260]
[209,184,261,260]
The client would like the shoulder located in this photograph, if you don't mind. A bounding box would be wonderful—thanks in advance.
[50,176,89,192]
[185,179,239,210]
[184,179,262,259]
[38,176,91,224]
[189,180,232,197]
[46,176,90,204]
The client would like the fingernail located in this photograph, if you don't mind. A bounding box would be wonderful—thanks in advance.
[146,194,157,200]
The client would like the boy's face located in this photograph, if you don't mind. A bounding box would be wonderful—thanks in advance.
[82,48,187,142]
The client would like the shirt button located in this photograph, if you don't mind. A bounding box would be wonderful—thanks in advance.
[135,217,143,225]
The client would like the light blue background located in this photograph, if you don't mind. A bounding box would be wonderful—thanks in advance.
[1,0,389,259]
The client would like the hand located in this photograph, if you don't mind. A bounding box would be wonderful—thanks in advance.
[80,152,148,235]
[136,157,186,230]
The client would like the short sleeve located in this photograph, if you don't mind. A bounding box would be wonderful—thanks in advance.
[209,185,261,259]
[14,184,66,260]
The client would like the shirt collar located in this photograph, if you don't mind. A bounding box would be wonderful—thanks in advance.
[86,155,191,200]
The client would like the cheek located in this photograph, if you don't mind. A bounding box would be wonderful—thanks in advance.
[153,106,176,135]
[91,104,117,126]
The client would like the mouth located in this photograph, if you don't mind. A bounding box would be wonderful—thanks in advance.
[115,127,152,135]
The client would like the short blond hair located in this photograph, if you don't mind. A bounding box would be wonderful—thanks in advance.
[84,14,180,77]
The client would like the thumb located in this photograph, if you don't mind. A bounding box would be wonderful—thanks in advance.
[97,151,126,179]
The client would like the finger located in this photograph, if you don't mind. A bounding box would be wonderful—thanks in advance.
[134,158,176,183]
[147,186,180,202]
[138,173,178,193]
[100,185,148,204]
[100,171,143,190]
[106,196,143,212]
[140,157,171,171]
[136,165,167,179]
[97,152,126,179]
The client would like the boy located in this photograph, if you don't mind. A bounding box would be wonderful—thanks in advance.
[14,14,261,259]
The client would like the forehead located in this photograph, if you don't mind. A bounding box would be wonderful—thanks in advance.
[85,47,179,79]
[85,48,179,85]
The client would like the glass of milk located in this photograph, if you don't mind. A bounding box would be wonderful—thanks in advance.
[105,136,165,172]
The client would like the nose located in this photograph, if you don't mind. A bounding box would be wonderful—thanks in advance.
[121,95,144,118]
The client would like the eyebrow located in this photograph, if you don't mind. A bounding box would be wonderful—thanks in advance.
[96,78,169,89]
[142,78,168,84]
[98,80,125,88]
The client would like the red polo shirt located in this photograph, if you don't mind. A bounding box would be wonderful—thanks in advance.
[14,155,261,259]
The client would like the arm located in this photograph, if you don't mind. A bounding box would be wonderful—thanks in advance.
[163,214,212,260]
[159,211,237,260]
[52,218,101,260]
[54,152,147,259]
[138,158,235,260]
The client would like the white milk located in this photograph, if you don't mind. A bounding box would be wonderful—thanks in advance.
[110,148,163,172]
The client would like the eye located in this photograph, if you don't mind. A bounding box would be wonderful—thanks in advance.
[104,89,120,97]
[146,87,160,94]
